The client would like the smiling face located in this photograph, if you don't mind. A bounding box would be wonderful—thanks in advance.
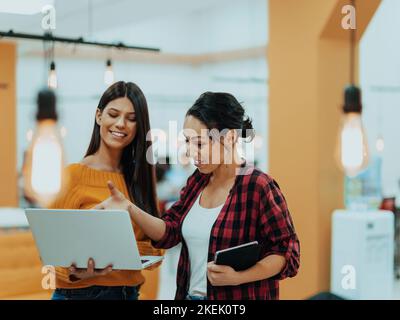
[183,115,228,174]
[96,96,137,151]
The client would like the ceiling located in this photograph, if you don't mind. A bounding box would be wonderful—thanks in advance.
[0,0,265,59]
[0,0,229,38]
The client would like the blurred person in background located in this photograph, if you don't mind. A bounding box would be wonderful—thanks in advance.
[155,157,172,212]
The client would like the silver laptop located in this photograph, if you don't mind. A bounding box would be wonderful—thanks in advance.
[25,208,163,270]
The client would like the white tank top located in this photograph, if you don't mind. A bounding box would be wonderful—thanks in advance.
[181,192,224,297]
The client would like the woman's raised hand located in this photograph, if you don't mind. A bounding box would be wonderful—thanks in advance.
[94,180,166,243]
[94,180,131,211]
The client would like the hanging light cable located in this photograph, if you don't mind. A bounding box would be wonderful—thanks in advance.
[375,93,384,153]
[335,0,369,177]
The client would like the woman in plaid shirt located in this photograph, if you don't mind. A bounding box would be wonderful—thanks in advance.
[96,92,300,300]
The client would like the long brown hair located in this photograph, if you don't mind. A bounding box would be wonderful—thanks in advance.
[85,81,159,217]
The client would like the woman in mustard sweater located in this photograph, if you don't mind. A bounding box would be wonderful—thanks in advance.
[50,81,163,300]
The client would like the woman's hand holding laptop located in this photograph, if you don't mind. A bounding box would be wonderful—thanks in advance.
[68,258,113,282]
[62,182,134,281]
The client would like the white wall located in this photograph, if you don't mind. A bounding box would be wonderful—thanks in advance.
[360,0,400,196]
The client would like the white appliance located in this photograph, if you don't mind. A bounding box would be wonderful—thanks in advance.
[331,209,394,299]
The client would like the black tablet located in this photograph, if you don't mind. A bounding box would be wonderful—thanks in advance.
[214,241,261,271]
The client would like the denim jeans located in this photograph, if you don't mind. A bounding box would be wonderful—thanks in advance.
[186,294,207,300]
[52,285,140,300]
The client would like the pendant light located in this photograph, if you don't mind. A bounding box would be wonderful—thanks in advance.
[23,89,65,207]
[335,0,369,177]
[104,58,114,86]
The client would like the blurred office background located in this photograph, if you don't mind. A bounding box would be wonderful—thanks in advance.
[1,0,400,300]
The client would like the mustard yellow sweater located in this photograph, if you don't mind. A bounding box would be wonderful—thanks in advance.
[49,163,163,289]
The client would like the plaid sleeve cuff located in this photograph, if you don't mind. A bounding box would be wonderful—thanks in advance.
[151,220,174,249]
[262,235,300,281]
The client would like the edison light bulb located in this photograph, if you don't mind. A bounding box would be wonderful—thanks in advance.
[104,59,114,86]
[24,89,64,207]
[335,85,369,177]
[31,123,63,196]
[48,61,57,89]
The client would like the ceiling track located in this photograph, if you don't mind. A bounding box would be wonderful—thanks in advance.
[0,29,160,52]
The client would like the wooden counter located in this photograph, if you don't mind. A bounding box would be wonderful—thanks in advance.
[0,229,51,299]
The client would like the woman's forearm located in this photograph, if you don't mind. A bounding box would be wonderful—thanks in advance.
[236,254,286,285]
[127,202,166,242]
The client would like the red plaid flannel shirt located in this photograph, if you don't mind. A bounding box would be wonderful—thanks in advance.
[152,164,300,300]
